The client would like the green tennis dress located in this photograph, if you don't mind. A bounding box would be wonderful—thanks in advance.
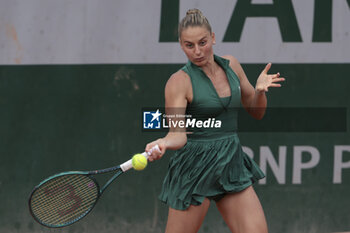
[159,55,265,210]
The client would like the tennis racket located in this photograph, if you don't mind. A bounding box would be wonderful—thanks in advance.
[28,145,160,228]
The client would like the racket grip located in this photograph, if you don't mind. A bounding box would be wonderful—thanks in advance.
[144,144,160,159]
[120,160,133,172]
[120,145,160,172]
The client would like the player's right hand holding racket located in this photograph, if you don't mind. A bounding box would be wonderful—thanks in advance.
[146,139,167,162]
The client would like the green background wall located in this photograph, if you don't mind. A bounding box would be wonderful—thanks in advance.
[0,63,349,233]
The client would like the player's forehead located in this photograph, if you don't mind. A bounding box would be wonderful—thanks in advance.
[180,26,211,43]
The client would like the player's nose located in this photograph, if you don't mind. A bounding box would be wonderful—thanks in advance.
[194,45,201,55]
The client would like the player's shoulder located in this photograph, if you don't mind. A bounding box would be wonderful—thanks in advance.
[166,69,191,91]
[221,55,240,66]
[170,69,190,80]
[221,55,243,76]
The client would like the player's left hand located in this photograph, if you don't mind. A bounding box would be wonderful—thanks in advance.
[255,63,285,92]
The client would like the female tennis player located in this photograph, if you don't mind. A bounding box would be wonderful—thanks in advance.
[146,9,284,233]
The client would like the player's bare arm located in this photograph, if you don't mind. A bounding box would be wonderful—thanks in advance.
[223,55,285,120]
[146,70,191,161]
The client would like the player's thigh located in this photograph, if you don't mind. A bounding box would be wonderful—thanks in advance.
[215,186,268,233]
[165,198,211,233]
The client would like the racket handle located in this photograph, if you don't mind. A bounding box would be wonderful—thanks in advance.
[120,145,160,172]
[143,144,160,159]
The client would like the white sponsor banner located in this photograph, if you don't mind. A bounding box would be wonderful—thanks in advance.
[0,0,349,64]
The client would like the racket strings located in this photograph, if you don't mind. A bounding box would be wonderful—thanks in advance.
[30,174,99,227]
[32,190,96,223]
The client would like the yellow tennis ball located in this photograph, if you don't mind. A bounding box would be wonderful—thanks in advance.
[132,153,148,171]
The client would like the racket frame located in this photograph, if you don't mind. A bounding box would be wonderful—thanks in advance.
[28,145,159,228]
[28,167,123,228]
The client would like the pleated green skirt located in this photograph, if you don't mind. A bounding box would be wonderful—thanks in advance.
[158,133,265,210]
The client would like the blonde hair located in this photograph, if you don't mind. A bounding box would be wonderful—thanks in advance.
[178,9,212,38]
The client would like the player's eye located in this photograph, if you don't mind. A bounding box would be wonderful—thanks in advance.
[199,40,207,46]
[186,43,193,48]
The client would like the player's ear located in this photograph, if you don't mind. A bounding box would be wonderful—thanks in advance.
[212,32,216,45]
